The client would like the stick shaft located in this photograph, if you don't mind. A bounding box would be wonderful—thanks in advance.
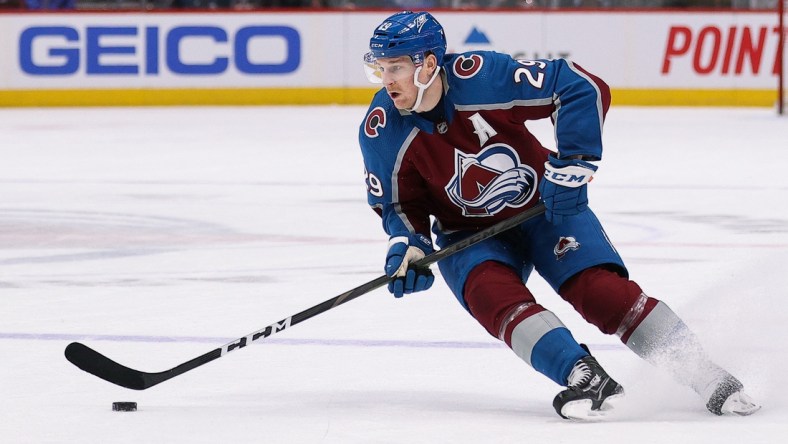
[65,204,545,390]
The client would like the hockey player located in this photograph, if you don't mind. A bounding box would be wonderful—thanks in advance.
[358,11,760,420]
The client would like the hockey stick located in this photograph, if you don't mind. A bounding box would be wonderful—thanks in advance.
[65,203,545,390]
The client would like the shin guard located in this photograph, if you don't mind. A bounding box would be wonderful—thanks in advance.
[559,266,657,341]
[465,262,587,385]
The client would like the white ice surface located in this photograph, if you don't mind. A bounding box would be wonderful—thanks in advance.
[0,106,786,443]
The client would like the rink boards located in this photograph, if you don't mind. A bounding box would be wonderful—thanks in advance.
[0,10,782,107]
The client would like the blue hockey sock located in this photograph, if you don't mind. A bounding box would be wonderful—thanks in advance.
[530,328,589,386]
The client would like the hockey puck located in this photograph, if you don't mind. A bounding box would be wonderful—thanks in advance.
[112,402,137,412]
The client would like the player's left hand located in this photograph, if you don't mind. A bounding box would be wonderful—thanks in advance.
[539,154,598,225]
[385,233,435,298]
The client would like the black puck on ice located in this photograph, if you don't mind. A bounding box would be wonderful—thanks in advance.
[112,402,137,412]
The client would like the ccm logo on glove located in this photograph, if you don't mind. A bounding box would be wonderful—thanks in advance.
[539,155,598,225]
[543,161,595,187]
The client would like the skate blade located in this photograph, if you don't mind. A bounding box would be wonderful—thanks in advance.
[599,392,625,412]
[560,393,625,421]
[721,392,761,416]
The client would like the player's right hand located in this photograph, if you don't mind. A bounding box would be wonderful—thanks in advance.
[385,233,435,298]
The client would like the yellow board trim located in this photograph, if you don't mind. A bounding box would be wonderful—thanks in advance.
[0,88,380,107]
[0,87,779,107]
[612,88,779,107]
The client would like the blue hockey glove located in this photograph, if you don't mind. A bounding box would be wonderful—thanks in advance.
[539,154,598,225]
[385,233,435,298]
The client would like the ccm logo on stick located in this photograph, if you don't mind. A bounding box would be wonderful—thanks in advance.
[19,25,301,76]
[222,317,292,355]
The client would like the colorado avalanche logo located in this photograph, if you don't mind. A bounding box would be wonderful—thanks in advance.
[453,54,484,79]
[554,236,580,260]
[444,144,537,217]
[364,107,386,138]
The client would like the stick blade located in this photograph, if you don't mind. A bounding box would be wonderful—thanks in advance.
[65,342,151,390]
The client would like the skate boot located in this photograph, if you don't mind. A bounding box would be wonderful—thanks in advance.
[553,355,625,420]
[706,375,761,416]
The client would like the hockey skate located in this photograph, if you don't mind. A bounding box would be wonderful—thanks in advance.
[706,375,761,416]
[553,355,625,420]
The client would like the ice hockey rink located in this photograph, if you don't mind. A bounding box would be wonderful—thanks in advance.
[1,105,786,443]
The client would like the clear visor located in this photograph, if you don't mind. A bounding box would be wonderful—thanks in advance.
[363,52,418,84]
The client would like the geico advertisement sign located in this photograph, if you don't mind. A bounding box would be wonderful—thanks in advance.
[1,12,782,90]
[1,14,346,88]
[20,25,300,76]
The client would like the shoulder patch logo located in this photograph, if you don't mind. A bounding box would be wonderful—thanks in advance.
[445,144,537,217]
[364,107,386,138]
[452,54,484,79]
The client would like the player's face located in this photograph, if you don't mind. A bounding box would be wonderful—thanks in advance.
[375,56,419,110]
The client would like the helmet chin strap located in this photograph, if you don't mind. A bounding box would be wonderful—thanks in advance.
[408,65,441,113]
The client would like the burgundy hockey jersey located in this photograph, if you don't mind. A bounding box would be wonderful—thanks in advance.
[359,51,610,240]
